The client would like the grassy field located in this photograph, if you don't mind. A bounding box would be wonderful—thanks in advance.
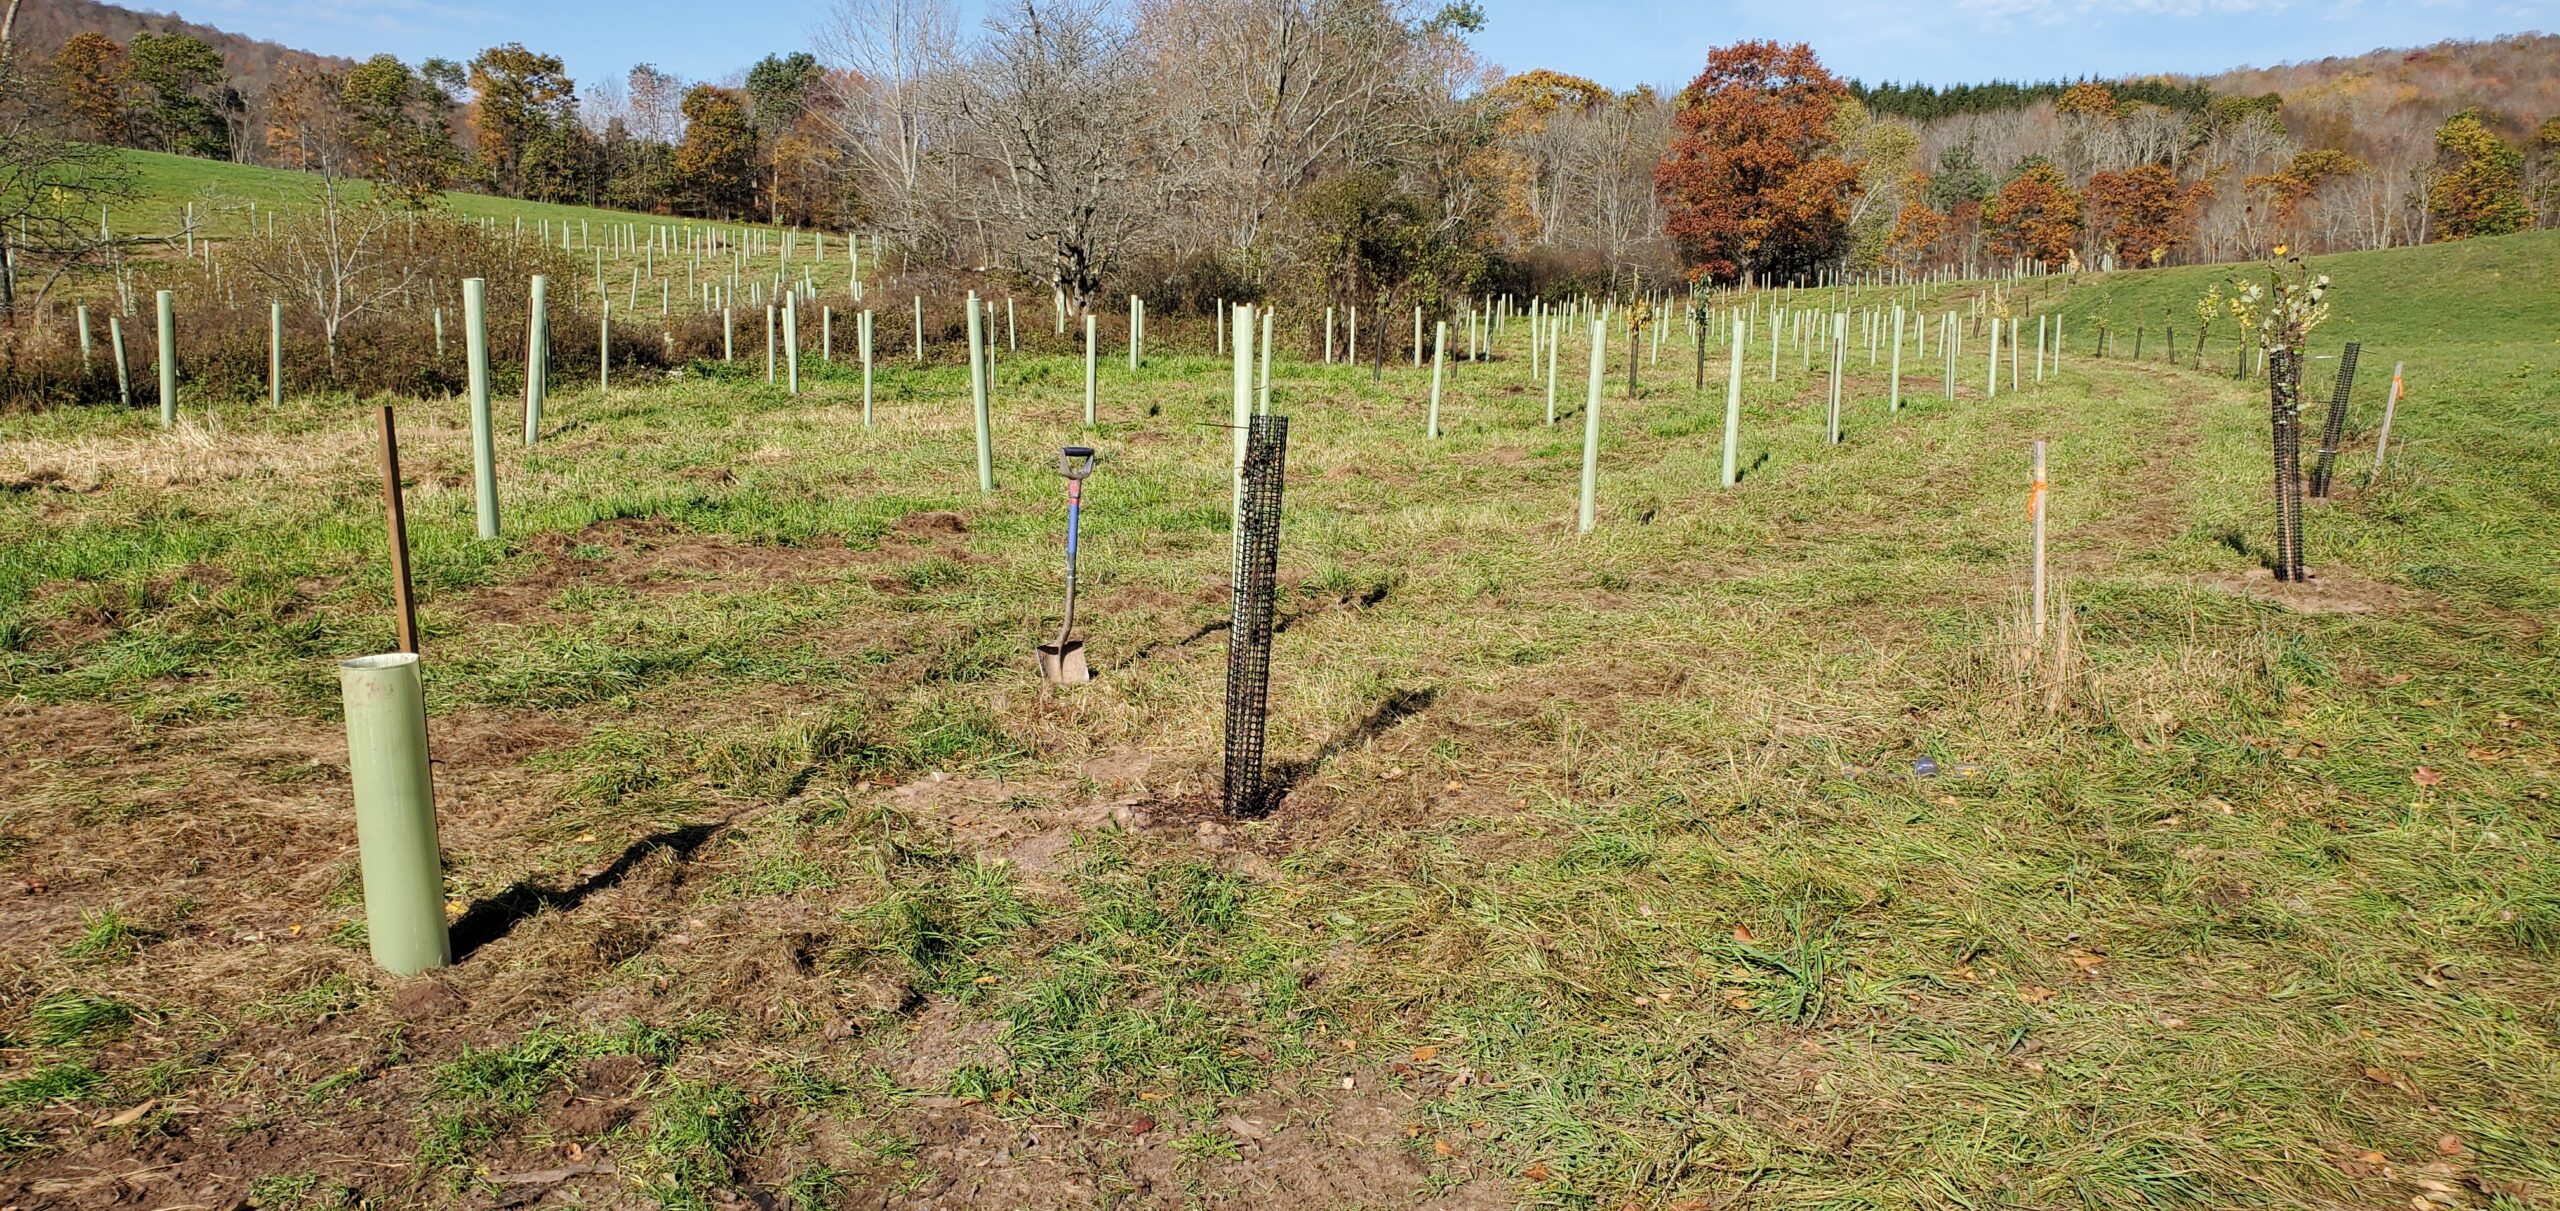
[97,146,818,244]
[0,229,2553,1209]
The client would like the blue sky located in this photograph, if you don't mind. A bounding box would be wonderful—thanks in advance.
[183,0,2551,96]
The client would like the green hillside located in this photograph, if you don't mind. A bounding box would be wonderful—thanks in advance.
[100,146,815,240]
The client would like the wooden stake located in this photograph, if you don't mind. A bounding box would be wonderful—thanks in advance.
[2369,362,2404,483]
[377,405,420,654]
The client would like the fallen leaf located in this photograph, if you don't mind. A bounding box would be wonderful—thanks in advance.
[2465,748,2503,762]
[2161,1016,2189,1029]
[1411,1046,1439,1062]
[1432,1138,1455,1156]
[2019,986,2057,1005]
[2413,767,2444,787]
[1522,1162,1553,1181]
[1733,925,1754,943]
[2364,1067,2397,1084]
[2437,1134,2465,1156]
[93,1100,155,1128]
[1128,1115,1155,1135]
[1444,780,1463,792]
[972,975,999,986]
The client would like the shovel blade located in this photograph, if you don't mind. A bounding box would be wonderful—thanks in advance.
[1036,640,1090,685]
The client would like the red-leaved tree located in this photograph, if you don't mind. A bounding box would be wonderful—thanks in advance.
[1987,162,2082,265]
[1653,41,1856,284]
[2085,164,2203,266]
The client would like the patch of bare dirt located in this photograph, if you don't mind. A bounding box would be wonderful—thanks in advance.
[827,1075,1506,1210]
[2197,565,2415,615]
[463,516,866,623]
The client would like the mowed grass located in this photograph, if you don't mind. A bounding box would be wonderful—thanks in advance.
[0,233,2554,1208]
[95,145,816,244]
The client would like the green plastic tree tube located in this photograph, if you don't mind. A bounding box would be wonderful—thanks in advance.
[967,292,993,492]
[463,278,497,539]
[155,289,176,426]
[338,652,451,976]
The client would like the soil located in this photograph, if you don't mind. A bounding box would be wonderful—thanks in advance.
[2196,565,2415,615]
[463,516,872,624]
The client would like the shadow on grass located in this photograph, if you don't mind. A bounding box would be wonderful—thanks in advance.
[450,820,726,961]
[1251,685,1439,816]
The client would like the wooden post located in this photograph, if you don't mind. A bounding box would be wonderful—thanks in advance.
[2370,362,2404,483]
[377,405,420,654]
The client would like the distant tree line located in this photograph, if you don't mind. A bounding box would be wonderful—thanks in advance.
[1850,77,2219,122]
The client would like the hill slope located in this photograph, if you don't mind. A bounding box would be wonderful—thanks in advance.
[12,0,350,102]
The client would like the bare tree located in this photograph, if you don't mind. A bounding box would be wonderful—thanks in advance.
[242,173,420,369]
[816,0,958,253]
[934,0,1149,311]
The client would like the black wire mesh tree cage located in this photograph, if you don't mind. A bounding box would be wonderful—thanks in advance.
[2309,341,2360,499]
[1223,415,1288,817]
[2269,348,2308,582]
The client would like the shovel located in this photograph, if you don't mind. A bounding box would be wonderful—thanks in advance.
[1037,446,1097,684]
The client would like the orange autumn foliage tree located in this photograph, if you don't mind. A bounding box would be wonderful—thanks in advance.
[2085,163,2204,265]
[1653,40,1856,283]
[1888,178,1945,268]
[1986,161,2081,264]
[2246,147,2364,244]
